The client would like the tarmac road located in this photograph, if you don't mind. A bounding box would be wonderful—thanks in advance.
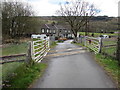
[31,40,116,88]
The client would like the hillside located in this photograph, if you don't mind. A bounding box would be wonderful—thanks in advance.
[32,16,118,33]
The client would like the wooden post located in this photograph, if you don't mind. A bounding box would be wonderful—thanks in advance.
[98,37,103,53]
[26,41,32,65]
[84,36,87,46]
[48,37,50,48]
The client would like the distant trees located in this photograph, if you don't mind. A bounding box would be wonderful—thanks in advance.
[56,0,99,42]
[2,1,39,43]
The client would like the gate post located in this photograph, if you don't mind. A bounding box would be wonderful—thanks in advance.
[26,41,32,65]
[98,37,103,53]
[84,36,87,46]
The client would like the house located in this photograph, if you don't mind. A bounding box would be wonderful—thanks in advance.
[40,24,73,38]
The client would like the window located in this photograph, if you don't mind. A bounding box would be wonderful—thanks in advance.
[41,29,44,33]
[49,30,51,33]
[47,29,49,33]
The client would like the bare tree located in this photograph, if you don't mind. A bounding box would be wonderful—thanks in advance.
[56,0,99,42]
[2,0,36,42]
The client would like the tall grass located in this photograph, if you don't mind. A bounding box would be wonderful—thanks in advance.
[2,62,24,81]
[2,63,47,88]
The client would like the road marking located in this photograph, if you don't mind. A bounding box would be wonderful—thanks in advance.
[47,50,86,57]
[49,47,86,53]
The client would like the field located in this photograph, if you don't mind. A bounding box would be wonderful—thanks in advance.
[102,38,117,58]
[79,32,117,37]
[1,39,29,86]
[1,42,28,56]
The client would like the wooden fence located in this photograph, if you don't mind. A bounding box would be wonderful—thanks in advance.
[0,53,26,64]
[1,38,50,64]
[31,38,50,62]
[102,38,117,58]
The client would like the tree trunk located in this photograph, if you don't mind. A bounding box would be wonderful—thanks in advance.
[73,33,78,43]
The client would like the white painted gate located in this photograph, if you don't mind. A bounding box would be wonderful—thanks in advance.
[84,36,102,54]
[31,38,50,62]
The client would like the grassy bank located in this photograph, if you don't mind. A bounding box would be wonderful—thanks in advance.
[95,54,120,88]
[3,63,47,88]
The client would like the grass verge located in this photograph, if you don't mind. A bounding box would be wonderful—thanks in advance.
[50,41,58,48]
[95,54,120,88]
[2,62,24,81]
[71,41,84,47]
[73,42,120,88]
[2,62,47,89]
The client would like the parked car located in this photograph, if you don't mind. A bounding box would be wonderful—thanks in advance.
[99,35,109,39]
[58,37,67,41]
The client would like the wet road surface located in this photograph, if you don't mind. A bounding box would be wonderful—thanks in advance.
[31,40,116,88]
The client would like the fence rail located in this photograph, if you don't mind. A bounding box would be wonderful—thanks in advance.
[0,53,26,64]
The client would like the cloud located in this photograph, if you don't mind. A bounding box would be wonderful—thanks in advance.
[86,0,119,17]
[27,0,60,16]
[24,0,119,16]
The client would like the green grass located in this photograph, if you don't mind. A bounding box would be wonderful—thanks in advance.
[57,40,64,43]
[79,32,117,37]
[1,42,28,56]
[50,41,58,48]
[72,41,84,47]
[3,62,47,88]
[95,54,120,87]
[32,38,41,41]
[102,47,116,56]
[103,40,117,45]
[2,62,24,81]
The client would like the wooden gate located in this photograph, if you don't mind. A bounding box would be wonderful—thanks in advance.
[31,38,50,62]
[84,36,102,54]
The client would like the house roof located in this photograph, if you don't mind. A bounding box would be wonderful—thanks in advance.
[46,24,56,30]
[54,25,66,30]
[41,24,71,30]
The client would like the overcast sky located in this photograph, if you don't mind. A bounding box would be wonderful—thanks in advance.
[20,0,119,17]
